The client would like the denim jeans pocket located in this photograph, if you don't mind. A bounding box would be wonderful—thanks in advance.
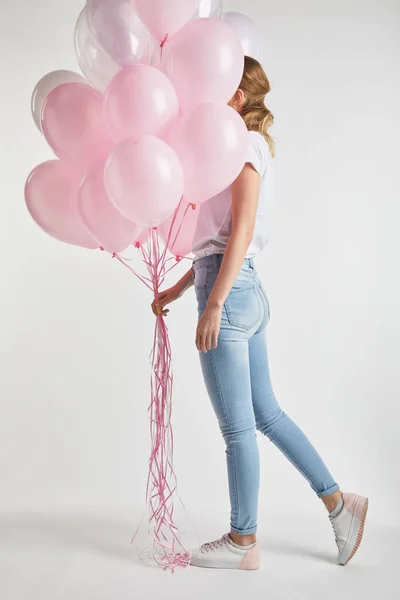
[224,284,262,331]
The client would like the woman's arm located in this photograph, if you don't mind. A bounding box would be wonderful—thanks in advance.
[196,163,260,352]
[152,267,194,316]
[174,267,195,296]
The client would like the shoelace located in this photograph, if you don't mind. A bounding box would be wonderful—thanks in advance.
[201,534,229,553]
[329,514,339,546]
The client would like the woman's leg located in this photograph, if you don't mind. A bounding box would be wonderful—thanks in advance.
[194,257,265,545]
[248,285,368,566]
[249,326,340,501]
[199,334,260,544]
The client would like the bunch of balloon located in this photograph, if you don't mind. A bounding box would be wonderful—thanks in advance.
[25,0,264,572]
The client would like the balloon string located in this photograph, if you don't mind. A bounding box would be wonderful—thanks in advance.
[163,258,183,277]
[146,204,182,287]
[100,247,154,291]
[101,228,199,571]
[168,201,197,259]
[120,225,199,572]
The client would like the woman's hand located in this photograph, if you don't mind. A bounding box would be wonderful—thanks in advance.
[196,304,222,352]
[151,268,195,317]
[151,285,182,317]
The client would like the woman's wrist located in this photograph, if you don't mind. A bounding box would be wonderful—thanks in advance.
[207,298,224,310]
[173,282,185,298]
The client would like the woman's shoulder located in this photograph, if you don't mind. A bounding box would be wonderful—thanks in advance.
[247,130,270,152]
[246,131,270,175]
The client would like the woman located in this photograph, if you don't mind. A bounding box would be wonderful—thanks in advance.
[151,57,368,571]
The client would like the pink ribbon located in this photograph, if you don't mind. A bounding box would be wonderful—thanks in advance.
[106,215,197,572]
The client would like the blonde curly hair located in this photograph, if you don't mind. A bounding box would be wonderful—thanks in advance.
[235,56,275,158]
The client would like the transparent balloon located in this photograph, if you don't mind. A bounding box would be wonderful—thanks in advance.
[25,160,98,249]
[75,0,152,91]
[86,0,152,66]
[221,11,264,62]
[132,0,199,42]
[75,8,119,91]
[194,0,223,18]
[104,136,184,227]
[31,70,87,133]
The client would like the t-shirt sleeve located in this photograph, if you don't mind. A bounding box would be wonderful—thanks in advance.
[245,132,266,176]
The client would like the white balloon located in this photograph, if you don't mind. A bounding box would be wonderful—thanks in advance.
[221,12,264,62]
[31,70,87,132]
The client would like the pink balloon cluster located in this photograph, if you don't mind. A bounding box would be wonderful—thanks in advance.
[25,0,258,257]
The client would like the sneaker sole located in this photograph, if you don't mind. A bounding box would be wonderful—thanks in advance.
[190,560,259,570]
[190,562,260,571]
[342,497,369,566]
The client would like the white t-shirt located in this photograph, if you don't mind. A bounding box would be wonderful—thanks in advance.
[192,131,275,260]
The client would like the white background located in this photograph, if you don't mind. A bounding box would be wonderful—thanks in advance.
[0,0,399,598]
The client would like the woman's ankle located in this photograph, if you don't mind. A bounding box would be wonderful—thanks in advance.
[321,490,343,513]
[229,531,257,546]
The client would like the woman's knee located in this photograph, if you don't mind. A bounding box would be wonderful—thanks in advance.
[256,404,285,436]
[220,422,257,443]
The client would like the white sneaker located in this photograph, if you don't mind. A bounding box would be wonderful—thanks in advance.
[330,492,369,565]
[189,533,260,570]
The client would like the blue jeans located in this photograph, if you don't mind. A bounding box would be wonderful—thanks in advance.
[192,254,339,535]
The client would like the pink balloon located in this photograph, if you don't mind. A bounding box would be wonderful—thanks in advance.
[104,135,184,227]
[25,160,98,249]
[104,65,179,142]
[79,163,143,253]
[162,18,244,113]
[132,0,199,42]
[158,198,199,257]
[134,228,150,247]
[31,70,87,132]
[166,103,248,205]
[41,82,112,170]
[221,12,264,62]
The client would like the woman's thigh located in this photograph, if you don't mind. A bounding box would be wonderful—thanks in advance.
[248,328,282,426]
[195,277,258,436]
[199,338,256,438]
[194,260,265,434]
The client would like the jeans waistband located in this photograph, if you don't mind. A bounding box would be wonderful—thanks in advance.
[192,253,254,272]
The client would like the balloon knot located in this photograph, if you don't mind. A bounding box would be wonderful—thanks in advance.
[189,203,197,210]
[175,256,182,262]
[152,226,158,231]
[99,246,105,251]
[134,241,141,249]
[112,252,117,258]
[160,33,168,49]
